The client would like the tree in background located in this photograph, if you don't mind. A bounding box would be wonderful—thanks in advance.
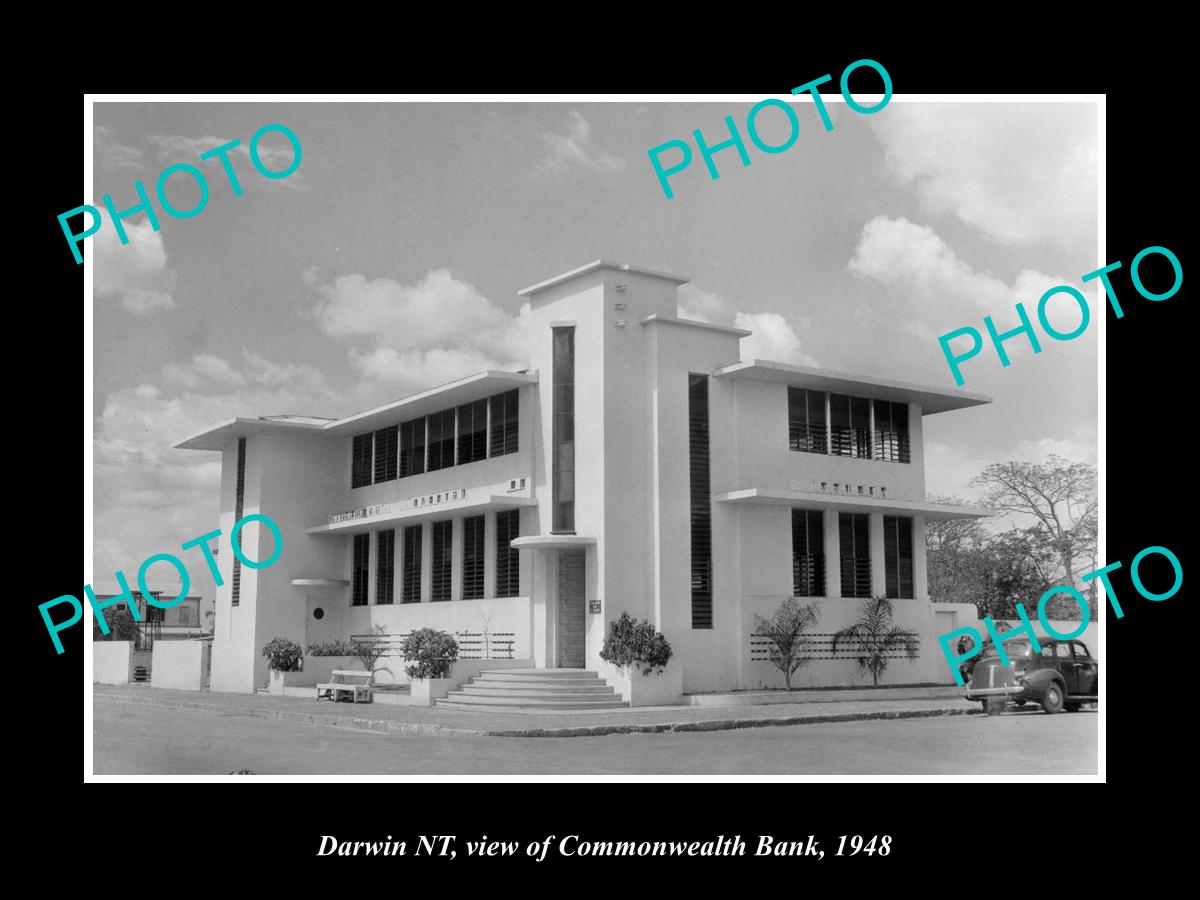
[971,455,1097,616]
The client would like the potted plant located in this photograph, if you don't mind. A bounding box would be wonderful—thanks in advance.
[597,613,681,706]
[400,628,459,706]
[261,637,304,694]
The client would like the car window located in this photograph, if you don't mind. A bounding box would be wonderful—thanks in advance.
[1073,642,1091,659]
[1055,643,1073,658]
[1041,644,1057,658]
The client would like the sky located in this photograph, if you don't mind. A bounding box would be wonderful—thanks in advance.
[90,99,1100,589]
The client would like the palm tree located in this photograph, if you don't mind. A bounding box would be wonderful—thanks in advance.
[754,599,821,690]
[832,595,919,686]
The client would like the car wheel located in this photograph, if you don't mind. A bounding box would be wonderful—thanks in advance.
[986,698,1005,716]
[1041,683,1065,714]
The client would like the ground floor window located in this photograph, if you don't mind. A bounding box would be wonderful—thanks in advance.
[883,515,914,599]
[376,529,395,604]
[495,509,520,597]
[462,515,485,600]
[402,525,422,603]
[839,512,871,598]
[431,519,453,602]
[791,508,825,597]
[351,533,370,606]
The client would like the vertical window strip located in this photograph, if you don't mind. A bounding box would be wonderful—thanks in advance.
[791,508,825,597]
[428,409,456,472]
[552,328,576,533]
[402,525,422,603]
[456,399,488,465]
[874,400,911,464]
[462,515,485,600]
[231,437,246,606]
[830,393,872,459]
[351,533,370,606]
[689,373,713,628]
[376,529,395,605]
[884,515,914,598]
[431,520,453,602]
[494,509,520,598]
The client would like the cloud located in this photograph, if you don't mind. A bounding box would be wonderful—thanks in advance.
[677,284,818,366]
[147,132,306,191]
[95,125,143,170]
[93,350,340,577]
[536,111,626,176]
[869,104,1097,246]
[308,268,534,389]
[847,215,1066,344]
[93,217,178,314]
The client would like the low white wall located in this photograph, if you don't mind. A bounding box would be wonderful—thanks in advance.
[151,640,208,691]
[94,641,133,684]
[597,658,684,707]
[740,596,941,689]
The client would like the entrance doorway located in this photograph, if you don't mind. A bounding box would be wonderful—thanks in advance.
[556,549,585,667]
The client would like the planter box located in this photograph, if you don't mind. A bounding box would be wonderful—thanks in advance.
[409,677,453,706]
[597,657,683,707]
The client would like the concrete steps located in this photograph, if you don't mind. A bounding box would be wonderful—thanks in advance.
[437,668,629,711]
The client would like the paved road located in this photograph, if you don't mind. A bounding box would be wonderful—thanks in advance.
[94,697,1097,775]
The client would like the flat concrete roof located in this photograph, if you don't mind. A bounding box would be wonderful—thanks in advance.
[713,360,992,415]
[518,260,689,297]
[175,370,539,451]
[714,488,995,520]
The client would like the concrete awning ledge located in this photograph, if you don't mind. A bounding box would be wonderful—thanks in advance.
[511,535,598,551]
[714,488,994,520]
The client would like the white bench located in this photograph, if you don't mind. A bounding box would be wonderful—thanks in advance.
[316,669,373,703]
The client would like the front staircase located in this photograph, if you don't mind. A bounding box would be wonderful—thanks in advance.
[435,668,628,711]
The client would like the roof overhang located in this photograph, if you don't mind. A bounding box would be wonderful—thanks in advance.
[712,360,992,415]
[174,370,539,451]
[307,494,537,536]
[714,488,995,520]
[511,535,598,551]
[518,260,689,297]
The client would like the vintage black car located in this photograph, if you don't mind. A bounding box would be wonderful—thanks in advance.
[965,637,1098,715]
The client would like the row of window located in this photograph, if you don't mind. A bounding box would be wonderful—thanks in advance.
[788,388,911,463]
[350,509,522,605]
[791,510,915,599]
[351,389,519,489]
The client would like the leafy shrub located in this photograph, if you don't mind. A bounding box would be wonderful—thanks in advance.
[599,613,673,676]
[261,637,304,672]
[305,639,355,657]
[400,628,459,679]
[93,608,141,643]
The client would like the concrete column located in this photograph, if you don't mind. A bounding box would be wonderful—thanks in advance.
[483,513,497,599]
[420,522,432,604]
[869,513,887,598]
[912,516,929,601]
[822,509,841,598]
[451,517,464,602]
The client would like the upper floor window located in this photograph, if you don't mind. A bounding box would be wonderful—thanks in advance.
[373,425,398,483]
[351,433,372,488]
[552,328,576,534]
[399,418,425,478]
[427,409,456,472]
[874,400,910,464]
[490,389,519,457]
[830,393,872,460]
[456,398,488,466]
[788,387,827,454]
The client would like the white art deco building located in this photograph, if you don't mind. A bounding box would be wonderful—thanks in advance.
[178,261,992,699]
